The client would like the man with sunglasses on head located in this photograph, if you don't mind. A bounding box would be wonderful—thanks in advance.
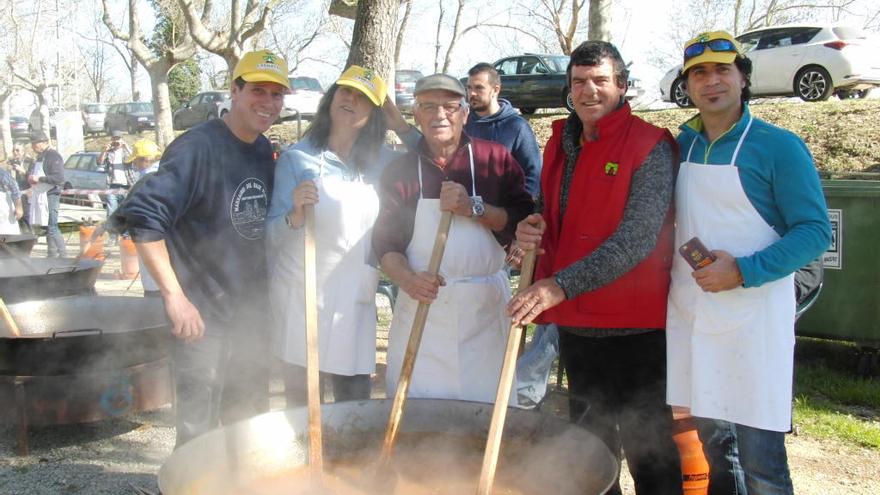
[665,31,831,494]
[372,74,533,404]
[508,40,681,494]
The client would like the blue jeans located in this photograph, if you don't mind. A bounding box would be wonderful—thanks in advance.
[696,418,794,495]
[46,193,66,257]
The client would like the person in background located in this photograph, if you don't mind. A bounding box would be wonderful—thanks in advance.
[8,147,31,233]
[666,31,832,495]
[0,165,23,234]
[508,40,681,494]
[114,50,290,447]
[99,130,132,245]
[266,66,403,406]
[464,63,542,197]
[372,74,533,404]
[27,130,66,258]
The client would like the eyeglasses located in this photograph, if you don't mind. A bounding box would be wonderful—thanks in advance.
[684,38,738,61]
[415,101,464,115]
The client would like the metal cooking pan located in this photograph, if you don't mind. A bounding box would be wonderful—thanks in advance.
[0,257,103,303]
[0,234,37,258]
[0,295,170,375]
[159,399,618,495]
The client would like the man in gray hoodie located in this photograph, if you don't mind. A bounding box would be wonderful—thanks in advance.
[465,63,542,197]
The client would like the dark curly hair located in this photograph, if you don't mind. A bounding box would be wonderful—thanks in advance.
[303,84,387,171]
[566,41,629,90]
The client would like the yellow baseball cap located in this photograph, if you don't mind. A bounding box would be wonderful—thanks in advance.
[682,31,743,73]
[336,65,387,106]
[232,50,291,90]
[125,139,162,163]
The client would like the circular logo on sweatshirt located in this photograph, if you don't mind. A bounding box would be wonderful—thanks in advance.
[230,178,268,240]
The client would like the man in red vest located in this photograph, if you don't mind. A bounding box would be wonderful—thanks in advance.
[508,41,681,494]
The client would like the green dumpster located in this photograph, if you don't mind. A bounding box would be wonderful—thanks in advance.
[796,179,880,348]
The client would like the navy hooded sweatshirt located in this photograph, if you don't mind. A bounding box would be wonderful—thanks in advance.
[115,119,274,322]
[464,98,542,196]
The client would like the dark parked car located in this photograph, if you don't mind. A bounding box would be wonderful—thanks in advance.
[105,102,155,134]
[395,69,424,112]
[9,116,29,139]
[487,54,641,114]
[173,91,230,130]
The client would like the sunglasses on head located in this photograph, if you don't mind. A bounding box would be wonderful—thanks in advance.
[684,38,738,61]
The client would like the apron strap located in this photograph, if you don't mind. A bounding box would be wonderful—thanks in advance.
[417,156,424,199]
[467,143,476,197]
[729,115,754,166]
[686,139,697,163]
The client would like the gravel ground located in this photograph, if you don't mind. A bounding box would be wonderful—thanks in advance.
[2,204,879,494]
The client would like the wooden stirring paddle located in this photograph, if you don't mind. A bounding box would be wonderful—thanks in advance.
[475,248,538,495]
[303,204,324,487]
[0,297,22,338]
[377,210,454,468]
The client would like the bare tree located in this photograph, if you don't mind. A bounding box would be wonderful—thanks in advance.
[76,25,113,103]
[101,0,197,147]
[394,0,414,65]
[267,0,332,72]
[177,0,279,80]
[346,0,399,84]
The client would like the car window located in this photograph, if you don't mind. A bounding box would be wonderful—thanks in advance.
[495,59,518,76]
[396,71,422,83]
[543,56,570,73]
[757,29,795,50]
[290,77,323,92]
[129,102,153,113]
[83,104,106,113]
[790,27,821,45]
[518,57,541,75]
[64,156,78,170]
[737,33,761,52]
[83,156,99,172]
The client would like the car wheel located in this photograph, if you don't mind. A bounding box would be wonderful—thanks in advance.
[856,88,871,99]
[672,77,691,108]
[220,109,228,118]
[565,91,575,112]
[794,66,833,102]
[208,112,216,121]
[127,122,138,135]
[520,107,536,115]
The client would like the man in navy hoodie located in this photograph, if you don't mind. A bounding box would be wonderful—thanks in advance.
[115,50,290,448]
[465,63,542,197]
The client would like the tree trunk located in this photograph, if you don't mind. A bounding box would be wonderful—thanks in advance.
[588,0,612,41]
[130,49,140,101]
[346,0,399,87]
[149,64,175,148]
[0,95,12,160]
[394,0,413,65]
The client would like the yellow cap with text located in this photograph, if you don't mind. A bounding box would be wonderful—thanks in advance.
[232,50,291,90]
[336,65,387,106]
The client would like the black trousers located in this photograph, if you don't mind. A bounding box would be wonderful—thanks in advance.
[559,330,682,495]
[171,311,270,449]
[281,362,371,408]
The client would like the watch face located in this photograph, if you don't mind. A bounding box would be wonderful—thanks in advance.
[471,196,485,217]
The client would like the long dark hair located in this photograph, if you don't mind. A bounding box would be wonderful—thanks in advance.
[303,84,387,172]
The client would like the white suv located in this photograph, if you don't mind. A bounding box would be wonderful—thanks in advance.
[660,25,880,107]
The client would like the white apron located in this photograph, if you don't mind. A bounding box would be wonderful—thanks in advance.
[270,157,381,376]
[0,189,20,234]
[666,116,795,431]
[27,160,50,227]
[385,145,515,405]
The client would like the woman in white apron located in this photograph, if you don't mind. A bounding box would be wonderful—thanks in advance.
[0,168,23,234]
[384,145,515,405]
[266,66,400,406]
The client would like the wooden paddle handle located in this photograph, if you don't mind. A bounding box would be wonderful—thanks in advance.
[476,249,537,495]
[303,204,323,482]
[380,210,454,464]
[0,297,21,338]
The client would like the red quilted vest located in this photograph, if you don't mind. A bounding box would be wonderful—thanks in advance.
[536,104,675,328]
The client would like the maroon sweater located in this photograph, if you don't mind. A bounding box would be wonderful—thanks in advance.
[372,135,534,260]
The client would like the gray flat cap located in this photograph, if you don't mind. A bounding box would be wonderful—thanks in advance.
[414,74,466,97]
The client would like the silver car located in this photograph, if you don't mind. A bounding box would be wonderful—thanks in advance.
[81,103,107,134]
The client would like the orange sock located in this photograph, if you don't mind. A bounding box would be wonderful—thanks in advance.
[673,418,710,495]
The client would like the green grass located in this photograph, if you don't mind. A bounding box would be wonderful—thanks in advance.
[793,337,880,449]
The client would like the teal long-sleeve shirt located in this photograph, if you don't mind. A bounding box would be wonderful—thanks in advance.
[677,105,832,288]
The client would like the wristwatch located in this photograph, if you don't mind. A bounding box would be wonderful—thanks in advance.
[470,196,485,218]
[284,210,301,229]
